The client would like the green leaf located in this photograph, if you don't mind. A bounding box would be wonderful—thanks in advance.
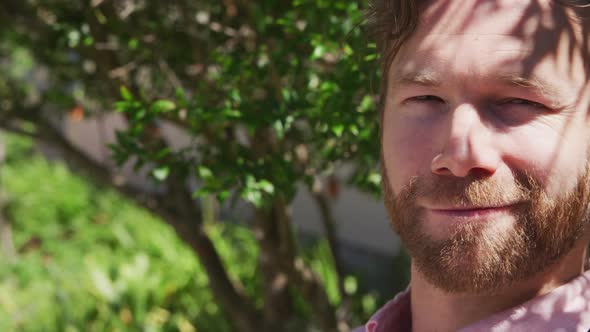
[155,147,172,160]
[273,120,285,139]
[120,86,133,101]
[152,166,170,181]
[367,172,381,186]
[343,43,353,56]
[257,180,274,194]
[357,95,375,113]
[242,175,270,207]
[223,109,242,118]
[362,294,378,315]
[67,30,81,48]
[151,100,176,113]
[193,187,210,198]
[216,190,230,203]
[242,189,263,208]
[311,45,326,59]
[128,38,139,50]
[344,276,358,295]
[114,101,129,112]
[364,53,378,61]
[83,36,94,46]
[197,166,213,179]
[281,88,292,102]
[331,124,344,137]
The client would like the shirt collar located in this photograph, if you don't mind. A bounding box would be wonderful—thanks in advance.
[364,268,590,332]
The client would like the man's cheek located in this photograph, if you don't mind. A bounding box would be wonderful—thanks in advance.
[506,126,586,197]
[384,140,436,191]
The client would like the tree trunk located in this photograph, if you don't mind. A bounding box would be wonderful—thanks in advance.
[255,201,294,330]
[257,197,340,332]
[161,176,263,332]
[0,133,16,262]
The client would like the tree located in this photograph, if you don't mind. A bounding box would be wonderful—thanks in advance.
[0,133,16,262]
[0,0,381,330]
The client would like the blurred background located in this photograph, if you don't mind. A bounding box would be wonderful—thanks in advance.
[0,0,409,331]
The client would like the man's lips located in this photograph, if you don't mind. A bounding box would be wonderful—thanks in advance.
[425,205,517,218]
[431,208,508,218]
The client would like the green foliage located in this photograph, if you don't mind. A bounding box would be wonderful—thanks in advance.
[1,0,382,208]
[178,0,383,204]
[0,138,234,331]
[0,134,379,331]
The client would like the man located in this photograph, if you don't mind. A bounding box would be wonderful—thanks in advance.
[356,0,590,331]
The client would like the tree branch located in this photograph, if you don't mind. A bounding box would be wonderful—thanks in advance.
[0,122,40,139]
[313,191,353,329]
[313,192,347,293]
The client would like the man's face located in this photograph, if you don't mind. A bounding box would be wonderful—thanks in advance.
[381,0,590,293]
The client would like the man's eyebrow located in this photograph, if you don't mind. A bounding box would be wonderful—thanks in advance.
[497,74,559,96]
[392,71,562,93]
[390,70,443,87]
[495,73,575,108]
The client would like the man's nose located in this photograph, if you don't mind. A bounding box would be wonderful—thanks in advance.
[430,104,500,177]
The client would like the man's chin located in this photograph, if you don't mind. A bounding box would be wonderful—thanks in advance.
[403,216,528,293]
[419,212,518,243]
[411,247,518,294]
[412,258,507,295]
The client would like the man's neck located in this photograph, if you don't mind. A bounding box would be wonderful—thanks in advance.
[410,240,589,332]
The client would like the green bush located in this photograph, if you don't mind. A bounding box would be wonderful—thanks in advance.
[0,134,378,331]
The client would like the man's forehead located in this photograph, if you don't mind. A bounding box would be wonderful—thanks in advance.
[390,0,589,92]
[421,0,557,30]
[416,0,566,43]
[395,44,545,74]
[393,1,552,65]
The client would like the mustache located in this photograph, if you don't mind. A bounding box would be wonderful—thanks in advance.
[401,172,539,207]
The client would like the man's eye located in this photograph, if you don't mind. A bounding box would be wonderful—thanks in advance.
[408,95,444,103]
[500,98,547,110]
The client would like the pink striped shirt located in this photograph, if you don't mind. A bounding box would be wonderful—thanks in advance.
[353,269,590,332]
